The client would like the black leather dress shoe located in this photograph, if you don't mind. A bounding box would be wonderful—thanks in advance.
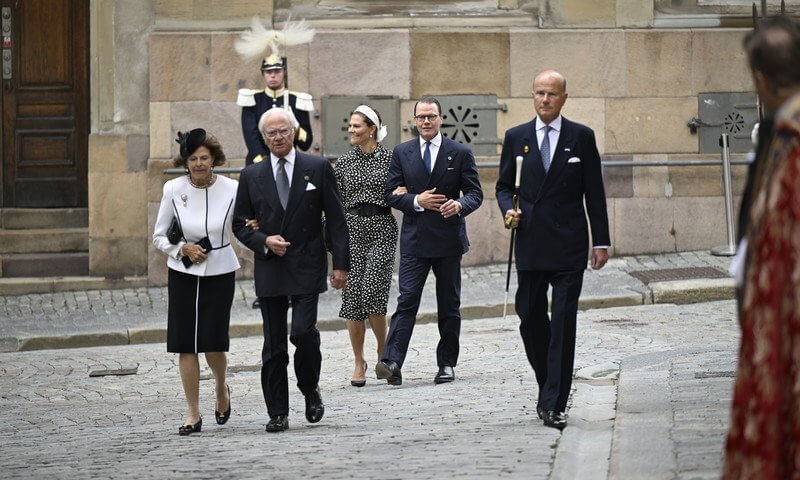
[375,361,402,385]
[265,415,288,432]
[178,417,202,436]
[304,388,325,423]
[434,366,455,384]
[542,410,567,430]
[251,298,260,309]
[215,384,232,425]
[536,404,544,419]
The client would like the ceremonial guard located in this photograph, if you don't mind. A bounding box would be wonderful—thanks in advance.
[236,19,315,166]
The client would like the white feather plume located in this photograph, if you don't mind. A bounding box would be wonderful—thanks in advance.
[234,17,315,59]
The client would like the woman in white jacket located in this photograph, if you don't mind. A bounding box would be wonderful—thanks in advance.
[153,128,241,435]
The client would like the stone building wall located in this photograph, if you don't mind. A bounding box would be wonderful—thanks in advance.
[86,1,780,284]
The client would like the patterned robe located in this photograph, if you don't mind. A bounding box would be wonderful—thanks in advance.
[723,92,800,479]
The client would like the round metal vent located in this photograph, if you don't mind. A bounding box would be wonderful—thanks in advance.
[723,112,745,134]
[441,105,480,144]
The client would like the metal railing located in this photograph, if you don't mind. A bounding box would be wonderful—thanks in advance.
[163,157,750,175]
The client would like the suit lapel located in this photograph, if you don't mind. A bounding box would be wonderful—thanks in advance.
[282,152,308,227]
[256,160,282,215]
[407,140,429,187]
[427,137,452,187]
[537,117,575,199]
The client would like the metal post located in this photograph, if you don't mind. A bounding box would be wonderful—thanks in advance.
[712,133,736,256]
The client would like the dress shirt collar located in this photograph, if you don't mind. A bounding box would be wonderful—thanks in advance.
[270,148,296,168]
[535,115,562,133]
[419,132,442,150]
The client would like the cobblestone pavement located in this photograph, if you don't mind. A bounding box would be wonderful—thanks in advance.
[0,299,739,479]
[0,250,734,351]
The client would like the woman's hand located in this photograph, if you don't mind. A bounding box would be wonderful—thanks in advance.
[245,218,260,231]
[181,243,208,264]
[392,185,408,196]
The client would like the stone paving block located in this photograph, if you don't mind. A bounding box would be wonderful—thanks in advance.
[650,278,735,304]
[18,332,129,351]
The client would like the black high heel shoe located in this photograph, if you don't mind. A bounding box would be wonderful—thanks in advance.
[215,384,232,425]
[178,417,202,436]
[350,361,368,387]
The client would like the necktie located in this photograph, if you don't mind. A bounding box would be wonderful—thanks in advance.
[276,158,290,209]
[423,141,432,174]
[540,125,552,172]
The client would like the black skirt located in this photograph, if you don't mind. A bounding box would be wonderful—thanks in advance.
[167,268,235,353]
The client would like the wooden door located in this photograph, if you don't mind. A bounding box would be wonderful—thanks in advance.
[1,0,89,207]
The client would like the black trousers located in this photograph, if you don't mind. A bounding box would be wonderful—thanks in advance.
[515,269,584,413]
[258,293,321,419]
[383,254,462,369]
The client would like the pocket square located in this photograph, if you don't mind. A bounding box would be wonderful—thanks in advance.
[567,157,581,164]
[305,182,317,191]
[447,167,455,171]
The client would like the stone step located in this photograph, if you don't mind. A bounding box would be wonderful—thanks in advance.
[0,227,88,254]
[0,276,148,296]
[1,252,89,278]
[0,208,88,229]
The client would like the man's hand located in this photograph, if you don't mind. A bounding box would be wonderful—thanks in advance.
[266,235,290,256]
[245,218,260,231]
[181,243,208,264]
[417,187,447,211]
[392,186,408,196]
[330,269,347,289]
[504,208,521,229]
[591,248,608,270]
[440,199,462,218]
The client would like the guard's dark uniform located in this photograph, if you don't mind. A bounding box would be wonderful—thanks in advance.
[240,87,314,165]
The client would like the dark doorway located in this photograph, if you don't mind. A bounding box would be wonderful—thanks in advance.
[1,0,89,207]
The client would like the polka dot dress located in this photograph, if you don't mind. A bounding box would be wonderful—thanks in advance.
[334,144,398,321]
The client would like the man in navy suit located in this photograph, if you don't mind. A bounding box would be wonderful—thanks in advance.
[233,107,349,433]
[376,96,483,386]
[496,70,610,430]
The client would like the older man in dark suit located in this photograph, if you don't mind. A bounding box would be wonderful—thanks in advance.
[233,107,349,433]
[496,70,610,430]
[376,96,483,386]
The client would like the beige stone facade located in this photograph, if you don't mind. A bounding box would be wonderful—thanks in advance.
[85,1,791,284]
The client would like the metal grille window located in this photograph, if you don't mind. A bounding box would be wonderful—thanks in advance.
[437,94,504,156]
[689,92,758,154]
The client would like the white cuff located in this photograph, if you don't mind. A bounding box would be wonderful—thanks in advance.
[413,195,424,212]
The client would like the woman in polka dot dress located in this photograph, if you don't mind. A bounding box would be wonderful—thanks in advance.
[334,105,398,387]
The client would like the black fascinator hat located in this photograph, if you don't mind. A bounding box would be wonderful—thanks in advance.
[175,128,207,158]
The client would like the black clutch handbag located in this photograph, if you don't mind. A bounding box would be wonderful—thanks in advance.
[167,218,183,245]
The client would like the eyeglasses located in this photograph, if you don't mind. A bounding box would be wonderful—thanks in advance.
[414,114,439,122]
[265,128,294,139]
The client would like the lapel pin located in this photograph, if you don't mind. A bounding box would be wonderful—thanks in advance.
[304,175,310,181]
[447,156,452,161]
[565,147,571,152]
[523,145,529,154]
[180,194,188,207]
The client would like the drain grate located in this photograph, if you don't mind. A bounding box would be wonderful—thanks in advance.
[628,266,728,285]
